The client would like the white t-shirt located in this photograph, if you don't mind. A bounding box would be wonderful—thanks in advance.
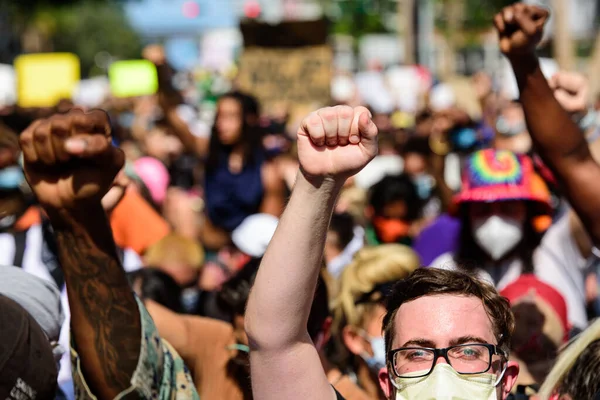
[430,214,588,329]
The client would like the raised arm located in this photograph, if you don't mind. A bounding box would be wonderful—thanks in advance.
[245,106,378,400]
[19,110,140,399]
[496,3,600,243]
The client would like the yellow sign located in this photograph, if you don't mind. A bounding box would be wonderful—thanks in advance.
[15,53,80,108]
[237,46,332,113]
[109,60,158,98]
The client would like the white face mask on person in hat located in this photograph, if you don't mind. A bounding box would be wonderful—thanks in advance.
[472,215,524,261]
[392,363,505,400]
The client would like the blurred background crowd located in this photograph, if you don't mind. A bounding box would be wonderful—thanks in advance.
[1,0,600,399]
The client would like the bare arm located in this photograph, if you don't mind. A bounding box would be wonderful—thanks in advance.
[497,4,600,243]
[51,206,141,399]
[163,106,209,158]
[245,106,377,400]
[20,110,141,399]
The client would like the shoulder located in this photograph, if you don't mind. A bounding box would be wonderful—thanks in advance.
[184,315,235,345]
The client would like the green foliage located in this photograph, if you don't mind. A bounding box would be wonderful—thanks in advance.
[325,0,392,37]
[46,1,142,77]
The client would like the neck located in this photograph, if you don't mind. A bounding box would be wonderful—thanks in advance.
[357,360,381,399]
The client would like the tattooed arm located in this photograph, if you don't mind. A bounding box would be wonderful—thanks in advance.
[18,110,141,399]
[50,205,141,399]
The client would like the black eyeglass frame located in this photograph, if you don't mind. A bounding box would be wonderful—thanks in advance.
[388,343,508,379]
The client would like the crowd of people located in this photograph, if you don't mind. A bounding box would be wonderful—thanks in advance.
[1,3,600,400]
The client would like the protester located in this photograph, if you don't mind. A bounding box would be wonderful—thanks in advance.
[500,275,569,394]
[245,105,519,400]
[365,174,422,246]
[200,92,285,250]
[495,2,600,329]
[538,318,600,400]
[330,244,420,398]
[18,109,198,399]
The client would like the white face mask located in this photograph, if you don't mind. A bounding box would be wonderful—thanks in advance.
[392,363,504,400]
[360,335,386,372]
[472,215,523,261]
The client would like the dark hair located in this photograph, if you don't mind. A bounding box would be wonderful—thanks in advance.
[217,257,262,317]
[307,274,330,340]
[128,268,183,313]
[206,91,263,171]
[401,135,432,157]
[455,202,543,274]
[382,268,514,357]
[369,174,422,221]
[558,340,600,399]
[329,212,355,252]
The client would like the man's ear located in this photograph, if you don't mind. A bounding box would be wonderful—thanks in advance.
[342,325,368,356]
[378,367,394,399]
[501,361,520,399]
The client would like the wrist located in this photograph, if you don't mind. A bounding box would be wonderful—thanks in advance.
[44,202,107,231]
[297,169,345,195]
[507,53,539,71]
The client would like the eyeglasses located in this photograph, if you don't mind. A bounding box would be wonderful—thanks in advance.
[388,343,507,379]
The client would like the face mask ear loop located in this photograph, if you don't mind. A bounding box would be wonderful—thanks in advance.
[493,362,508,387]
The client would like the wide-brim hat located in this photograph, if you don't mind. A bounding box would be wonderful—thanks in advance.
[454,149,552,214]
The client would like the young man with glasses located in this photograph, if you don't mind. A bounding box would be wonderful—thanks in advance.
[245,105,520,399]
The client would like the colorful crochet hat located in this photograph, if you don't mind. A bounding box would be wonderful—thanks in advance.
[455,149,551,212]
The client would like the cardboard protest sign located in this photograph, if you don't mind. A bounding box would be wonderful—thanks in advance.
[238,19,331,113]
[237,45,332,112]
[108,60,158,98]
[15,53,80,108]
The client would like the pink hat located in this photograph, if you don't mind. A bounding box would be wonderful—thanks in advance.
[133,157,170,205]
[454,149,551,211]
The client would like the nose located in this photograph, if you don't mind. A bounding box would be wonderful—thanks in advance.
[434,356,449,366]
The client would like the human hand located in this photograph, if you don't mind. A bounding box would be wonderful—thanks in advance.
[548,71,589,115]
[19,109,124,212]
[494,3,549,58]
[297,106,378,182]
[472,72,493,101]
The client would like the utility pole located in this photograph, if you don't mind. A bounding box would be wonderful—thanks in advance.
[399,0,416,64]
[551,0,575,70]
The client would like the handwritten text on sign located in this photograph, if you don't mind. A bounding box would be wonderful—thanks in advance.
[237,46,332,111]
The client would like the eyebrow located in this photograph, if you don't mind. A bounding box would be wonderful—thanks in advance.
[400,336,491,349]
[449,336,491,346]
[400,338,437,348]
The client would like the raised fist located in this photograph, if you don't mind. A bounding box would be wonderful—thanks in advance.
[494,4,549,57]
[297,106,378,180]
[19,109,124,211]
[548,71,589,115]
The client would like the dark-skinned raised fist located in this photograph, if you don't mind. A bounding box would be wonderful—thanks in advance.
[19,109,124,211]
[494,3,549,58]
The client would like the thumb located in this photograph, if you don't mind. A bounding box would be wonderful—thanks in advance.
[65,134,124,172]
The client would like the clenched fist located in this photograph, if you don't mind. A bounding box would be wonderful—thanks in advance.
[19,109,124,211]
[494,3,549,58]
[548,71,589,115]
[297,106,378,180]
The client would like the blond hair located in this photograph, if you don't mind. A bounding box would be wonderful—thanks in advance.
[144,234,205,269]
[538,318,600,399]
[332,244,420,333]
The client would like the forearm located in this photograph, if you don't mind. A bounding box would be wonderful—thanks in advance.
[511,55,589,165]
[49,204,141,399]
[246,171,342,349]
[164,108,208,158]
[512,54,600,243]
